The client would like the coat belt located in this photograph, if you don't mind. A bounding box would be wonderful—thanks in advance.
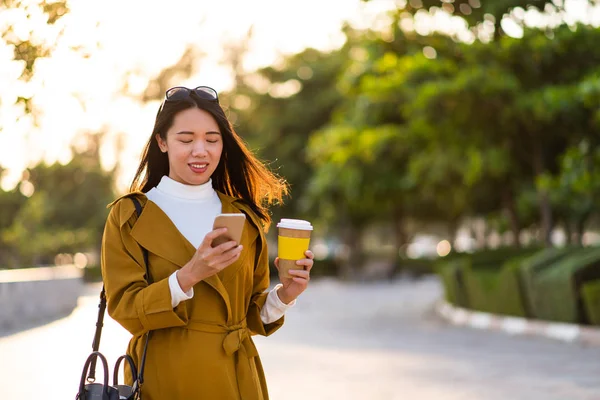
[185,319,261,400]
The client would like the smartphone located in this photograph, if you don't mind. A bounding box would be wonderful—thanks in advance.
[211,213,246,247]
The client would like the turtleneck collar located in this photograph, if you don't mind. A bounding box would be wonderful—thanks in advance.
[155,175,216,200]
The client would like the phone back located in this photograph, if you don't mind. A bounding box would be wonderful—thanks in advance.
[212,214,246,246]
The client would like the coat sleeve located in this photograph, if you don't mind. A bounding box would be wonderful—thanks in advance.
[101,201,189,336]
[246,226,285,337]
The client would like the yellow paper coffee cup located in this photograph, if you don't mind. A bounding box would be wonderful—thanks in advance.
[277,219,313,278]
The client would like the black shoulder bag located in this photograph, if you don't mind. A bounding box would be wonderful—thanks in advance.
[76,197,153,400]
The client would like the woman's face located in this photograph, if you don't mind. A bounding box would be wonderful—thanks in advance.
[156,107,223,186]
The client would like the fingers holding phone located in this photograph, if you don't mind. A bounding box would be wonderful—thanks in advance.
[178,214,247,289]
[211,213,246,247]
[179,228,243,291]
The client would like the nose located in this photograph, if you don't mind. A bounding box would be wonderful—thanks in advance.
[191,141,208,158]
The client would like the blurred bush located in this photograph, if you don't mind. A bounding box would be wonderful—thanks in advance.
[530,247,600,324]
[436,246,600,326]
[82,264,103,283]
[582,280,600,326]
[519,246,581,317]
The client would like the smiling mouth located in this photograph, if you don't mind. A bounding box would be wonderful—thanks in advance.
[189,163,208,173]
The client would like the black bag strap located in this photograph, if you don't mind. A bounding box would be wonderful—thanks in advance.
[88,197,152,389]
[131,197,153,393]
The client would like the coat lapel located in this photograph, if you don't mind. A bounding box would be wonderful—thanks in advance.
[130,199,195,268]
[129,197,230,316]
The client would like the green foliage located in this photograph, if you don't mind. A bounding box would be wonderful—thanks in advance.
[413,0,554,27]
[530,247,600,323]
[226,47,347,226]
[463,247,542,269]
[0,136,115,268]
[519,246,580,316]
[1,0,70,113]
[142,5,600,280]
[82,264,103,283]
[436,257,470,307]
[437,247,539,314]
[463,255,530,316]
[538,139,600,241]
[581,280,600,326]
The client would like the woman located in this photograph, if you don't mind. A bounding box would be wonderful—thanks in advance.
[101,86,313,399]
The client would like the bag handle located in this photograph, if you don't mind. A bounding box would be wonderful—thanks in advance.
[113,354,138,386]
[88,197,152,388]
[78,351,111,399]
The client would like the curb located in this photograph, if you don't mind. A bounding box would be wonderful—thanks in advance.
[434,300,600,347]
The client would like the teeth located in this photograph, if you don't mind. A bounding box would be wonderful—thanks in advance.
[190,164,207,168]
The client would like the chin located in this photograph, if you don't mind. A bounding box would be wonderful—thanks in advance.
[188,176,210,186]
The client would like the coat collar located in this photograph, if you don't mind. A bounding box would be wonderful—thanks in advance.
[109,190,263,320]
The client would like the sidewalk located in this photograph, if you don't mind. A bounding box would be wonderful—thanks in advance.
[435,300,600,347]
[1,277,600,399]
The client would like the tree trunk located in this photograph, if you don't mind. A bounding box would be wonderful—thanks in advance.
[576,212,590,246]
[390,206,409,280]
[339,221,362,281]
[503,188,521,248]
[392,206,408,256]
[564,221,573,245]
[448,217,459,251]
[493,20,504,41]
[532,142,553,247]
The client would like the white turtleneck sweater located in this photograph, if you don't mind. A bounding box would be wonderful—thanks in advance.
[146,176,295,324]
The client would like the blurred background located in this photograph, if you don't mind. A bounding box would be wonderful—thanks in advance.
[2,0,600,283]
[2,0,600,398]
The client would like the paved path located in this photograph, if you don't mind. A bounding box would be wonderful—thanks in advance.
[1,277,599,399]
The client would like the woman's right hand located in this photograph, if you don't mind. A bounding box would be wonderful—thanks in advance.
[176,228,243,292]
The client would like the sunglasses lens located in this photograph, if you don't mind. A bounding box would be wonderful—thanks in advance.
[165,87,190,101]
[163,86,219,108]
[194,86,218,101]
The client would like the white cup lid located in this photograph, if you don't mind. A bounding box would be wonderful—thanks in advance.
[277,218,313,230]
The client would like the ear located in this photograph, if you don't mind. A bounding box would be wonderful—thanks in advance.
[156,134,168,153]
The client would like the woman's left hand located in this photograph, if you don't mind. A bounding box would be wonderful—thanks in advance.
[275,250,314,305]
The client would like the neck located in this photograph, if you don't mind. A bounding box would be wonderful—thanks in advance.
[155,176,215,200]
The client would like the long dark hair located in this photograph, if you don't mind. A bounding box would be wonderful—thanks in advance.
[130,93,288,228]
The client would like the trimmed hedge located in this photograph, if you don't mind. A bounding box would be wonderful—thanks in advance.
[530,247,600,324]
[581,280,600,326]
[437,247,541,311]
[83,264,102,282]
[463,255,530,317]
[396,257,438,277]
[519,246,580,318]
[436,246,600,325]
[436,257,470,307]
[445,247,542,270]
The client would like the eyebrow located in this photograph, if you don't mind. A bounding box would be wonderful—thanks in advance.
[175,130,221,135]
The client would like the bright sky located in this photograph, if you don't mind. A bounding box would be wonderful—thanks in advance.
[0,0,597,193]
[0,0,398,192]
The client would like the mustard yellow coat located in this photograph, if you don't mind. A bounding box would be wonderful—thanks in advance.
[101,191,284,400]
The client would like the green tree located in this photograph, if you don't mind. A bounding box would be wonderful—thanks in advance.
[365,0,577,39]
[226,47,347,224]
[539,139,600,245]
[1,0,69,116]
[1,134,116,267]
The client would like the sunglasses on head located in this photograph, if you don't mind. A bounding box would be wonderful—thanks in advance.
[158,86,219,112]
